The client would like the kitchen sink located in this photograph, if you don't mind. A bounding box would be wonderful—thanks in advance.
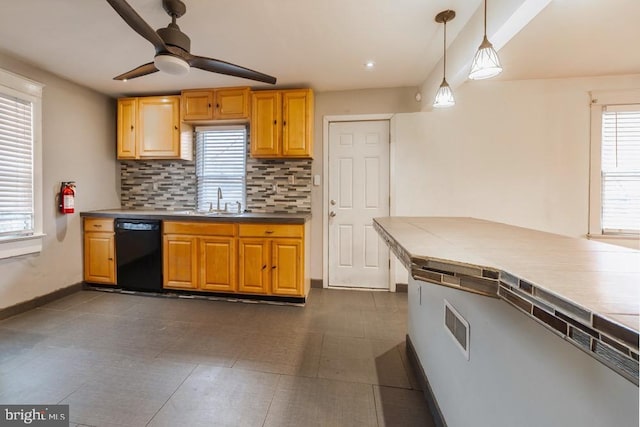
[174,210,238,217]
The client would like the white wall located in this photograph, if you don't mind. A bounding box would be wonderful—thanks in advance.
[395,73,640,235]
[0,52,119,310]
[408,278,639,427]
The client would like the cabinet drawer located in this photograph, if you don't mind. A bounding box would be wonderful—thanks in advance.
[238,224,303,238]
[84,218,114,232]
[164,221,236,236]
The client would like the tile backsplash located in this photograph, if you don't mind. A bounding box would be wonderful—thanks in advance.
[120,141,312,213]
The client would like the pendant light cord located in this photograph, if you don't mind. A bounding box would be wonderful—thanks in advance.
[484,0,487,36]
[443,19,447,79]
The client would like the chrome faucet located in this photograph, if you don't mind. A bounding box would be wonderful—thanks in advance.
[216,187,223,211]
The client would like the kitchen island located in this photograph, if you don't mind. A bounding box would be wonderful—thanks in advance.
[81,210,311,302]
[374,216,639,427]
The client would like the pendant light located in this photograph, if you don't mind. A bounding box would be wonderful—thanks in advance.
[433,10,456,108]
[469,0,502,80]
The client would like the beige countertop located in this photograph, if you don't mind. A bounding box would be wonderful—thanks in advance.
[374,216,639,384]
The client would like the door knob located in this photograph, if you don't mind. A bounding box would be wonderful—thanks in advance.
[329,211,336,218]
[330,199,336,206]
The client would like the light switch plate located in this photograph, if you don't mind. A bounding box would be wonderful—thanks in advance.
[313,174,321,186]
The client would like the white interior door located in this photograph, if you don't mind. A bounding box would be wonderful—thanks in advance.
[328,120,390,289]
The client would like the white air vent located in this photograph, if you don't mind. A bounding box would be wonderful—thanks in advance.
[444,300,470,360]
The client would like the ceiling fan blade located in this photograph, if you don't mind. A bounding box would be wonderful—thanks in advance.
[106,0,168,54]
[188,55,276,84]
[114,62,159,80]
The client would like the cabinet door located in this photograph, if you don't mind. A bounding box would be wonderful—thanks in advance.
[200,237,236,292]
[271,239,303,296]
[138,96,181,158]
[182,90,213,121]
[282,90,313,158]
[238,238,270,294]
[163,235,198,289]
[250,92,281,157]
[117,98,137,159]
[214,88,250,120]
[84,232,116,284]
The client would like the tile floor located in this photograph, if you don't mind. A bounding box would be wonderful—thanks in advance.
[0,288,434,427]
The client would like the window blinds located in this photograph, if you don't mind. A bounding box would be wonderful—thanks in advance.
[601,106,640,233]
[0,92,33,236]
[196,126,247,212]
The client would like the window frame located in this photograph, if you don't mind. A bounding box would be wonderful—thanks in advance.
[588,89,640,243]
[0,68,44,259]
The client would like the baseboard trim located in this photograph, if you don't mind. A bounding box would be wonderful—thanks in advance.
[311,279,323,289]
[406,334,447,427]
[396,283,408,293]
[0,282,84,321]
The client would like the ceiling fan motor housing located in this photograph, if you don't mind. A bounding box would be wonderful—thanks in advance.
[157,23,190,52]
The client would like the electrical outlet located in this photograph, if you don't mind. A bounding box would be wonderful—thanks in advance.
[288,175,295,185]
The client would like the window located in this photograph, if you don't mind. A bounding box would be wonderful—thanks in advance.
[589,90,640,239]
[195,125,247,212]
[0,68,44,259]
[600,107,640,233]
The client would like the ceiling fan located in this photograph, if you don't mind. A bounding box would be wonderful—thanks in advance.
[106,0,277,84]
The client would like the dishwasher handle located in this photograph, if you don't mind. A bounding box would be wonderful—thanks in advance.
[115,220,161,232]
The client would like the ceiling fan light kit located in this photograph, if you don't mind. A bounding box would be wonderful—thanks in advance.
[106,0,276,84]
[154,54,189,75]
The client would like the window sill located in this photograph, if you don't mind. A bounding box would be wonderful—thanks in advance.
[587,233,640,250]
[0,233,46,260]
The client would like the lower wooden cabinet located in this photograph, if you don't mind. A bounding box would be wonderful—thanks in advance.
[271,239,303,296]
[200,236,236,292]
[163,235,198,289]
[83,218,116,285]
[238,239,270,294]
[238,224,306,296]
[163,222,237,292]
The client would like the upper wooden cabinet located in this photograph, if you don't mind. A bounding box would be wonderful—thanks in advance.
[181,87,250,122]
[250,89,314,159]
[117,96,192,161]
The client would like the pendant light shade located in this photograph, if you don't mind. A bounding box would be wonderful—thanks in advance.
[433,79,455,108]
[433,10,456,109]
[469,0,502,80]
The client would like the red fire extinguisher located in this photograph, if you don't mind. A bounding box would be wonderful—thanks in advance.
[59,181,76,214]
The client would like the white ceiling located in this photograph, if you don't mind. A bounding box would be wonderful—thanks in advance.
[497,0,640,81]
[0,0,637,98]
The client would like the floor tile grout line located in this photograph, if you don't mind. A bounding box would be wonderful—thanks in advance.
[144,362,200,427]
[371,383,381,427]
[261,373,283,427]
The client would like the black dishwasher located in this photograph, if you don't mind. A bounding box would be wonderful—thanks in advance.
[115,219,162,292]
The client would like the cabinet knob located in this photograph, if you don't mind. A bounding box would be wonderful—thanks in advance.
[108,258,113,261]
[283,121,286,126]
[174,125,178,130]
[265,230,274,234]
[208,103,211,108]
[273,120,277,125]
[262,265,267,270]
[272,265,276,269]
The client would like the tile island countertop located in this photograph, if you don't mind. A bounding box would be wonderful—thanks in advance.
[374,216,640,384]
